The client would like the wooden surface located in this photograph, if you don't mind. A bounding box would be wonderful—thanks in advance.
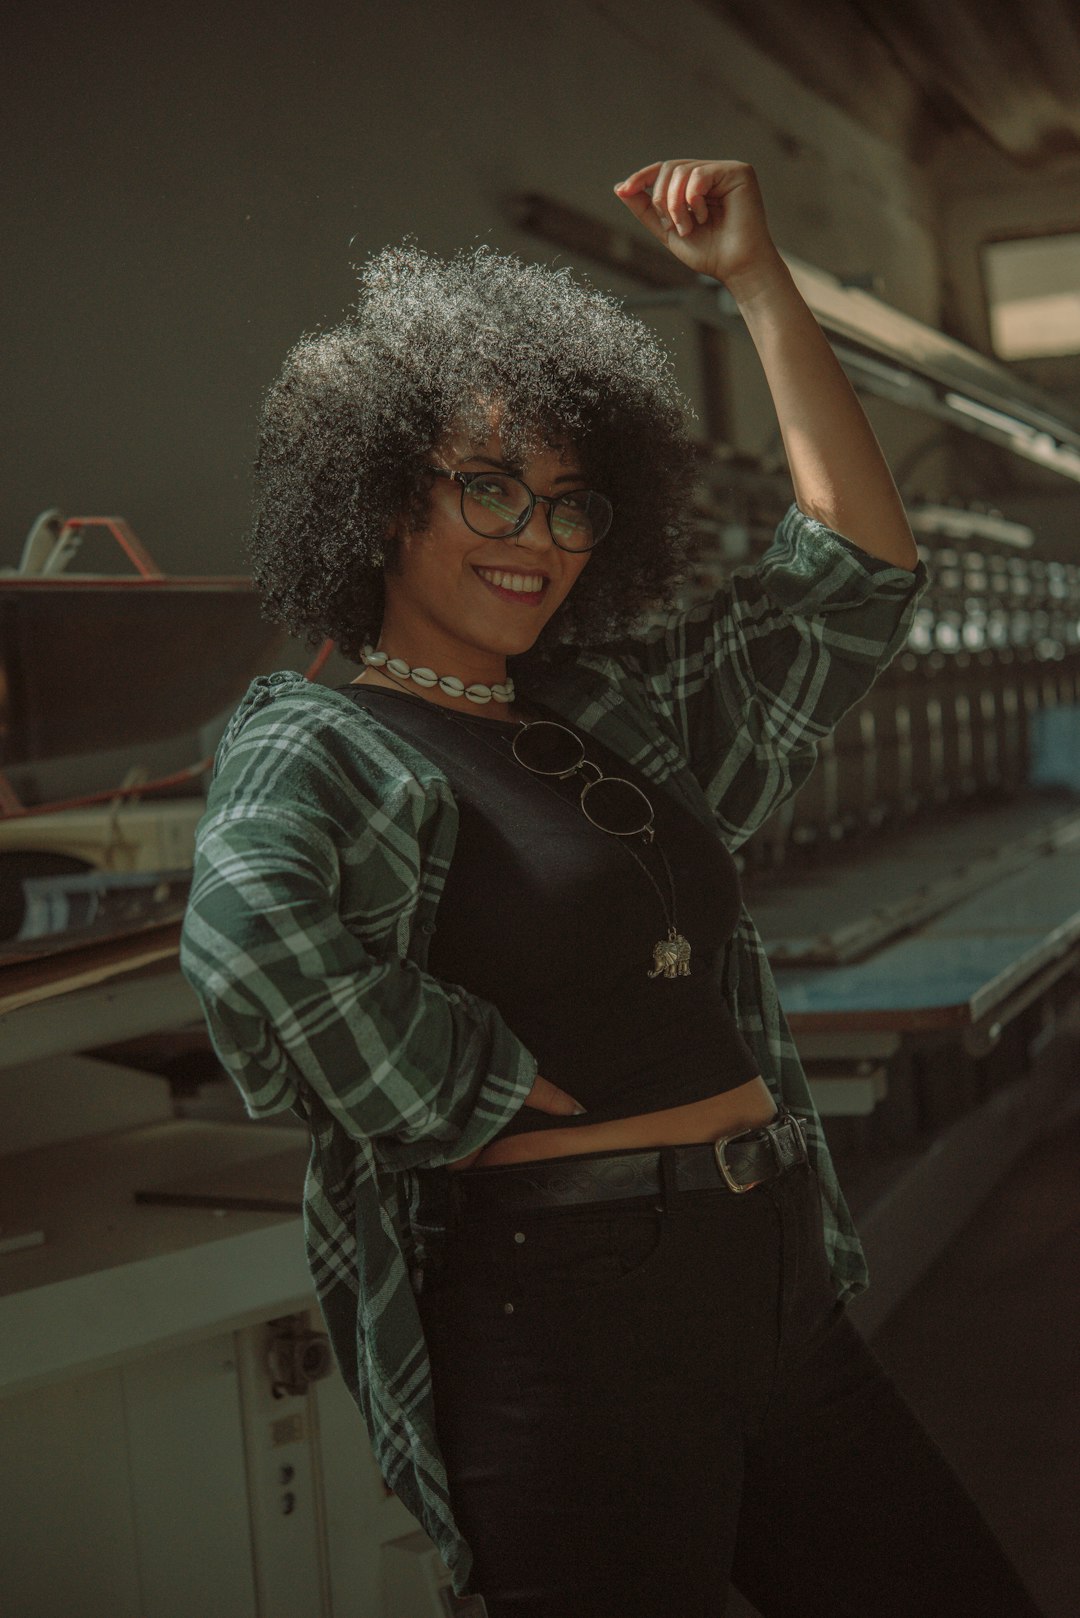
[0,1119,313,1397]
[0,917,184,1017]
[0,1119,306,1300]
[134,1142,308,1213]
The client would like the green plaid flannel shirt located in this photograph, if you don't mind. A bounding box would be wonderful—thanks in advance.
[180,502,930,1595]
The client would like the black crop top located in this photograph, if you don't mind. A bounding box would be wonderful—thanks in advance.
[337,684,760,1141]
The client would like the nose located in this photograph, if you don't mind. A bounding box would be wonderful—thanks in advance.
[509,499,556,554]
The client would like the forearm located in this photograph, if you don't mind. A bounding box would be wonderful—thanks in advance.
[181,815,539,1168]
[725,253,920,572]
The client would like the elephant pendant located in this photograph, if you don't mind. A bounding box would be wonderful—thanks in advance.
[648,929,692,978]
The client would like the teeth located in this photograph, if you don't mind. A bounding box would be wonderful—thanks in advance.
[475,568,546,594]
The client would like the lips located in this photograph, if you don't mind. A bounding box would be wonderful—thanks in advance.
[471,567,549,605]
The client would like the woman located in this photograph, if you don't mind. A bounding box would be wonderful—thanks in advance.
[181,161,1042,1616]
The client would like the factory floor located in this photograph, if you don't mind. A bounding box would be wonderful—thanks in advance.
[866,1108,1080,1618]
[724,1107,1079,1618]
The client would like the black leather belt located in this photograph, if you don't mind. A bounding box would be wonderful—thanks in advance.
[448,1109,808,1219]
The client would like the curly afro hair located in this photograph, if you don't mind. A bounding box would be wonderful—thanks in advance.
[246,241,702,679]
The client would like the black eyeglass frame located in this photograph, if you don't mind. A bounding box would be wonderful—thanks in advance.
[426,465,612,551]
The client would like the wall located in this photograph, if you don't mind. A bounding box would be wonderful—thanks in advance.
[925,125,1080,549]
[3,0,944,789]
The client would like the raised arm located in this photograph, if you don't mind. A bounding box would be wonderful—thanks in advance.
[585,502,927,850]
[614,157,920,572]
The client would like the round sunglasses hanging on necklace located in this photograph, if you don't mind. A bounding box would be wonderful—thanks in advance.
[470,711,691,980]
[351,659,691,977]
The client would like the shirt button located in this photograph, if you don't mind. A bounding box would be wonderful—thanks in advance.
[514,1231,526,1244]
[503,1302,515,1314]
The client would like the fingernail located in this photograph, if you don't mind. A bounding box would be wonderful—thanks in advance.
[573,1105,587,1114]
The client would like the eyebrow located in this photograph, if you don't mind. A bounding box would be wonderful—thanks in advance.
[464,454,585,486]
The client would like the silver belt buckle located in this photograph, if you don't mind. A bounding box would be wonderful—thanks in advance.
[713,1129,758,1193]
[714,1110,802,1193]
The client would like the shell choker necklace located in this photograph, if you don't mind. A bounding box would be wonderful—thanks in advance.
[360,644,514,705]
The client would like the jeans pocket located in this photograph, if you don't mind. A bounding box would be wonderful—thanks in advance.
[509,1194,676,1300]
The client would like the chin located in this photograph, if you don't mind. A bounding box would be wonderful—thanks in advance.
[471,622,547,658]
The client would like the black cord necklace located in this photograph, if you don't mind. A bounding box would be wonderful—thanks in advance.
[353,670,692,979]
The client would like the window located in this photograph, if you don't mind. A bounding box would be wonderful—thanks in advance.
[981,233,1080,360]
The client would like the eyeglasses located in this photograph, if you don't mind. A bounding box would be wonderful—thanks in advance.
[427,465,612,551]
[510,719,655,839]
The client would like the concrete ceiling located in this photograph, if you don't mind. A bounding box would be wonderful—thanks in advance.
[708,0,1080,168]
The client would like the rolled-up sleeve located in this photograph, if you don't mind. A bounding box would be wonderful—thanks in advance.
[598,503,930,847]
[179,700,538,1173]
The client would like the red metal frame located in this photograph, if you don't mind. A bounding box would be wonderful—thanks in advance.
[61,516,165,579]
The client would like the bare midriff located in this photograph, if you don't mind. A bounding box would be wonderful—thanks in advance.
[448,1072,778,1170]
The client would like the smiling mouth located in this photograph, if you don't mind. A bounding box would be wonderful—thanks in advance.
[472,567,549,604]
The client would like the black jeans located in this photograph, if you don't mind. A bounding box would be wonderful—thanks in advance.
[417,1146,1042,1618]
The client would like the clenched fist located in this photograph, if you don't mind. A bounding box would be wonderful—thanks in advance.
[614,158,782,292]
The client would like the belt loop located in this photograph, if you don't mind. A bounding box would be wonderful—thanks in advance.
[658,1145,682,1212]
